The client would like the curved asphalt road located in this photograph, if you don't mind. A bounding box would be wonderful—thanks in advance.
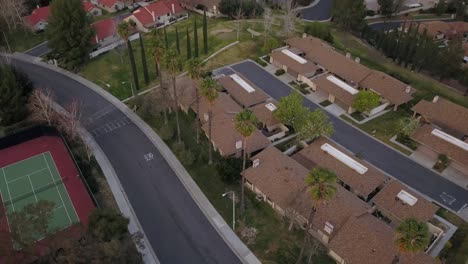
[11,58,241,264]
[228,61,468,213]
[300,0,333,21]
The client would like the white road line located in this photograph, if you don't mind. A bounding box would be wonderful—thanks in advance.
[43,153,72,225]
[6,168,49,184]
[2,168,15,212]
[46,152,79,223]
[27,175,38,202]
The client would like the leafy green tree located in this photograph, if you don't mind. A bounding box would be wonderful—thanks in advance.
[172,142,195,166]
[46,0,94,71]
[216,157,243,183]
[398,117,420,138]
[304,22,333,43]
[394,218,430,262]
[274,92,309,131]
[88,209,129,242]
[297,168,337,264]
[186,58,203,143]
[117,22,139,93]
[164,48,183,143]
[433,40,463,80]
[297,109,334,142]
[436,0,447,16]
[332,0,366,31]
[0,64,33,126]
[175,26,181,55]
[194,18,199,58]
[378,0,394,17]
[218,0,264,18]
[234,109,258,215]
[262,37,279,54]
[200,77,219,164]
[186,26,192,59]
[203,10,208,54]
[139,33,149,84]
[353,90,380,113]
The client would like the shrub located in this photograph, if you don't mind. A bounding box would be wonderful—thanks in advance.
[433,154,450,171]
[366,10,376,16]
[216,157,243,183]
[195,4,206,10]
[304,22,333,43]
[275,69,286,76]
[219,0,263,18]
[172,142,196,166]
[255,58,267,67]
[159,125,174,140]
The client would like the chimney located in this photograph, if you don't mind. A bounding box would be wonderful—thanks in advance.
[37,5,40,9]
[346,53,351,59]
[172,3,175,14]
[405,86,411,93]
[253,159,260,168]
[95,35,99,44]
[302,33,307,38]
[354,57,360,63]
[433,95,439,103]
[151,11,155,22]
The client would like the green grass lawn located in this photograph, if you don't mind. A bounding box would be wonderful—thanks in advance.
[437,209,468,264]
[134,99,334,263]
[2,27,47,52]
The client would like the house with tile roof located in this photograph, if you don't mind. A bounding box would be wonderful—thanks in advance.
[91,18,119,48]
[217,74,271,108]
[96,0,126,13]
[180,0,221,17]
[24,6,50,32]
[248,99,289,141]
[83,1,103,16]
[124,0,187,32]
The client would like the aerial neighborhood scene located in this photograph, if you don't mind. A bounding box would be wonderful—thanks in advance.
[1,0,468,263]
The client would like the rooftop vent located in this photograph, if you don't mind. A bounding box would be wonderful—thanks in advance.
[433,95,439,103]
[324,222,334,235]
[281,49,308,64]
[397,190,418,206]
[405,86,411,93]
[354,57,360,63]
[431,129,468,151]
[321,143,368,174]
[230,74,255,93]
[346,53,351,59]
[326,75,359,95]
[265,103,277,111]
[253,159,260,168]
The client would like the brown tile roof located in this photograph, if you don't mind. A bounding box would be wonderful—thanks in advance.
[413,21,452,38]
[292,137,388,198]
[195,92,242,122]
[411,124,468,167]
[311,74,356,106]
[176,75,198,110]
[285,37,371,85]
[218,74,270,108]
[249,99,281,128]
[244,147,310,209]
[360,71,415,106]
[270,48,319,77]
[400,252,439,264]
[372,180,438,222]
[412,97,468,136]
[329,213,396,264]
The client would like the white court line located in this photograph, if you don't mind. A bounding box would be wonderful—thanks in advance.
[6,168,49,184]
[27,175,38,202]
[43,153,72,225]
[2,167,15,212]
[1,152,45,172]
[0,168,12,231]
[47,151,79,222]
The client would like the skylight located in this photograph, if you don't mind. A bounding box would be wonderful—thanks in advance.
[321,143,368,174]
[431,129,468,151]
[265,103,277,111]
[326,75,359,95]
[397,190,418,206]
[230,74,255,93]
[281,49,308,64]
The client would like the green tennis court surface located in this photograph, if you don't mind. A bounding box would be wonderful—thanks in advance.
[0,152,79,239]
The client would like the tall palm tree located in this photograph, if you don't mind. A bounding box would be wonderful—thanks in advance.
[199,77,219,165]
[148,30,168,124]
[394,218,430,263]
[296,167,337,264]
[117,21,139,94]
[186,58,202,143]
[164,48,183,143]
[234,109,258,215]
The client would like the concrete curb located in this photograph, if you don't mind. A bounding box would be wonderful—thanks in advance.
[10,52,260,264]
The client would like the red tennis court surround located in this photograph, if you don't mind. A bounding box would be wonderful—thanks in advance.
[0,135,95,230]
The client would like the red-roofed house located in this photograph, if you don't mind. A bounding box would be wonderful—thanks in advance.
[24,6,50,32]
[96,0,126,13]
[91,18,119,48]
[83,1,103,16]
[125,0,187,32]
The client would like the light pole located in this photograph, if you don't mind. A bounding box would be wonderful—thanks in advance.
[222,191,235,230]
[122,81,135,98]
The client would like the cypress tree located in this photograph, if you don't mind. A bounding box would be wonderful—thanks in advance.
[164,26,169,49]
[139,33,149,84]
[175,26,181,55]
[117,22,139,92]
[186,26,192,59]
[194,18,199,58]
[203,10,208,54]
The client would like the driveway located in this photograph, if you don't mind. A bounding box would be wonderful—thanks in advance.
[10,58,243,264]
[300,0,333,21]
[24,41,51,57]
[228,60,468,214]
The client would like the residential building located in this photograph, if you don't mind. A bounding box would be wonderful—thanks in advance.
[270,48,322,80]
[96,0,126,13]
[83,1,103,16]
[24,6,50,32]
[180,0,221,17]
[249,99,289,141]
[125,0,187,32]
[371,180,439,224]
[404,21,468,41]
[217,74,271,108]
[91,18,119,48]
[292,137,388,201]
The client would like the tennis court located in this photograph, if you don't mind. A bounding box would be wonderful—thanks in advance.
[0,151,80,239]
